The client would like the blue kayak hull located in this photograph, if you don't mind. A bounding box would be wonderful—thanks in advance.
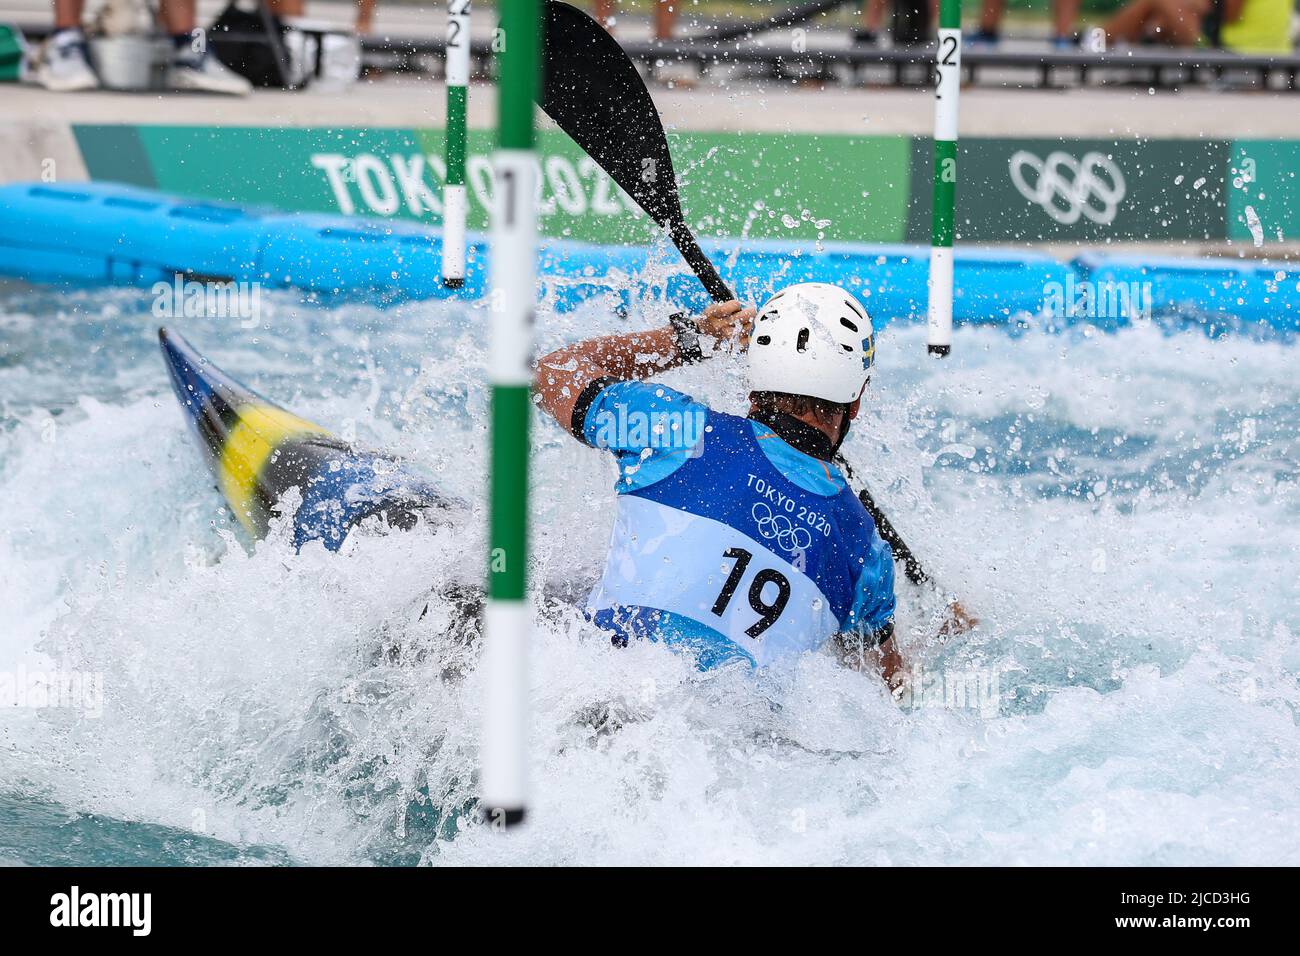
[159,327,450,550]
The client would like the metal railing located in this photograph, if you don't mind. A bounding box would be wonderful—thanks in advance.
[359,33,1300,91]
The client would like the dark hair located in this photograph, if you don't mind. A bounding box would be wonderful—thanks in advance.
[749,390,851,424]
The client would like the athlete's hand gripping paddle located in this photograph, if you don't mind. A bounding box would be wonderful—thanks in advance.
[536,0,935,590]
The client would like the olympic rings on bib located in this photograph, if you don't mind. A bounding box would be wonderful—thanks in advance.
[751,502,813,554]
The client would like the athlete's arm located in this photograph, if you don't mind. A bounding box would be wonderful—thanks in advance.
[534,300,754,434]
[938,600,979,639]
[836,626,906,694]
[876,634,905,691]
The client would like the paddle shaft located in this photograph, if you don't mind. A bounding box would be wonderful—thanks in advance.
[669,219,731,302]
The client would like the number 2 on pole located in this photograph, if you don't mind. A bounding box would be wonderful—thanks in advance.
[448,0,469,43]
[935,35,958,98]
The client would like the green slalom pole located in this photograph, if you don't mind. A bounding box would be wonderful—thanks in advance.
[442,0,471,288]
[481,0,538,829]
[927,0,961,357]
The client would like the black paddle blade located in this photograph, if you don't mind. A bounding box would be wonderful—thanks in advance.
[539,1,732,302]
[540,1,680,228]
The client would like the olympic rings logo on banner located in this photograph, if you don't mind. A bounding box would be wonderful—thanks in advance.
[751,502,812,554]
[1008,150,1127,226]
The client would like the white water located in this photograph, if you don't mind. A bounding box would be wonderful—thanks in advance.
[1,283,1297,865]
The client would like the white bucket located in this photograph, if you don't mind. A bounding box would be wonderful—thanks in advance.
[88,34,161,90]
[282,18,362,92]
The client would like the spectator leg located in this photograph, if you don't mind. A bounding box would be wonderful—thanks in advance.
[356,0,376,33]
[979,0,1005,34]
[53,0,83,30]
[1105,0,1206,45]
[1103,0,1157,43]
[158,0,197,35]
[654,0,676,41]
[1053,0,1081,38]
[1148,0,1208,45]
[266,0,306,18]
[862,0,888,32]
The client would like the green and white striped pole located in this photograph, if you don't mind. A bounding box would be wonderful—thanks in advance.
[442,0,471,289]
[481,0,538,830]
[927,0,961,357]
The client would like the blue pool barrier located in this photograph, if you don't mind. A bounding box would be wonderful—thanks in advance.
[1,182,1295,335]
[1073,253,1300,335]
[537,237,1070,328]
[0,182,460,301]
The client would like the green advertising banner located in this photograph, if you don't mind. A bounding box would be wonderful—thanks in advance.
[1225,140,1300,245]
[68,125,1299,247]
[906,137,1233,244]
[72,125,914,247]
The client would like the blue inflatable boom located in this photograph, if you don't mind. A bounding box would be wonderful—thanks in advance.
[0,181,1295,334]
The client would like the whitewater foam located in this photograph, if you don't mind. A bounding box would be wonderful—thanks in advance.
[0,284,1296,865]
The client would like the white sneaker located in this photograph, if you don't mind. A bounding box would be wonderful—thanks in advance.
[36,29,100,92]
[167,51,252,95]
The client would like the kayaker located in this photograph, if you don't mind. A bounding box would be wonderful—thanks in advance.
[536,282,971,690]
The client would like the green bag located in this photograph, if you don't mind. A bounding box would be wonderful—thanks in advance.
[0,24,30,82]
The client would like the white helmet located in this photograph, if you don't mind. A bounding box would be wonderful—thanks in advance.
[748,283,875,405]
